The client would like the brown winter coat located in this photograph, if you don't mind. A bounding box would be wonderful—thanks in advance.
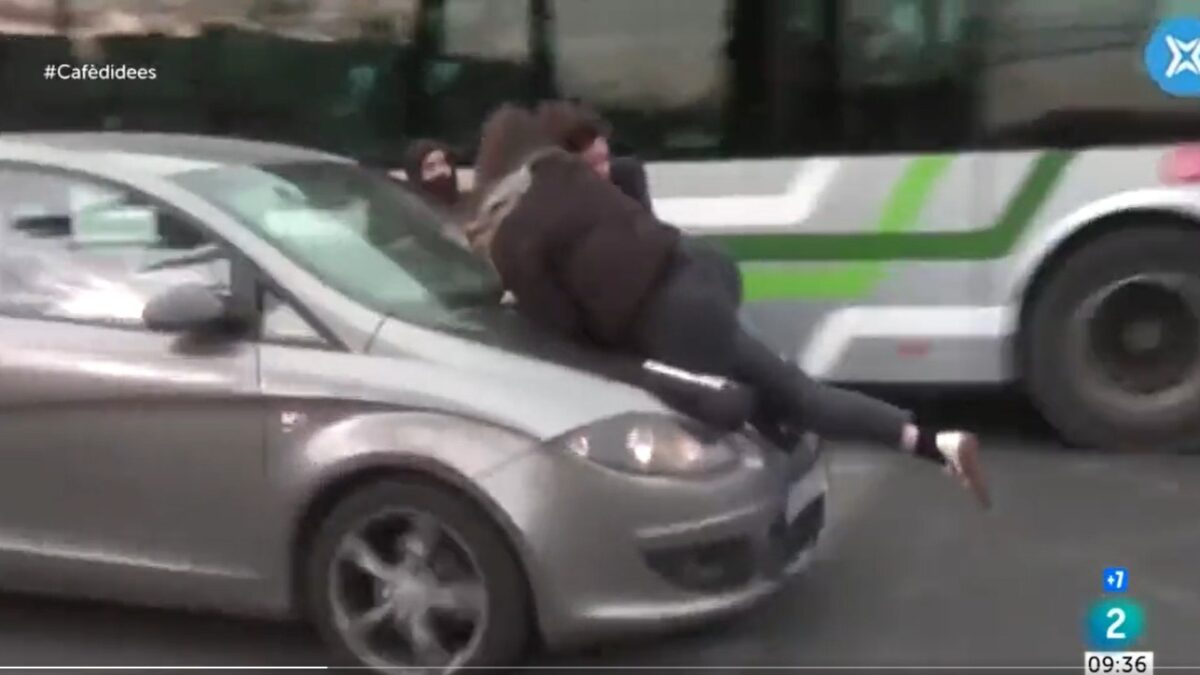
[471,150,681,346]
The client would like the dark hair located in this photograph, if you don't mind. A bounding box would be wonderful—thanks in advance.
[534,100,611,153]
[472,103,554,200]
[403,138,455,179]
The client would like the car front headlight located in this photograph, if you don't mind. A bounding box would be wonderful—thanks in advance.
[561,414,740,477]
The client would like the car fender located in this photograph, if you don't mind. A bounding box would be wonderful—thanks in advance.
[265,409,543,614]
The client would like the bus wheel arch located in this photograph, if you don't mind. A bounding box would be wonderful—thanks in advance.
[1017,209,1200,451]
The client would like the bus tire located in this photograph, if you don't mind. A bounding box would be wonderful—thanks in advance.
[1025,224,1200,452]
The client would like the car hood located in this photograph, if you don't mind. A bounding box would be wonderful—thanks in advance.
[369,306,675,440]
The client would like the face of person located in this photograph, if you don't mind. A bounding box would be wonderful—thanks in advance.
[415,148,459,206]
[420,149,453,182]
[579,136,611,180]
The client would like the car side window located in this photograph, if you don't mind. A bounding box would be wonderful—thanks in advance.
[0,167,232,329]
[260,289,329,348]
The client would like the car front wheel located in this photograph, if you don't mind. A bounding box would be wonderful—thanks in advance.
[305,478,531,673]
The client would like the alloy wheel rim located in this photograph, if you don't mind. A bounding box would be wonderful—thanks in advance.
[328,507,489,673]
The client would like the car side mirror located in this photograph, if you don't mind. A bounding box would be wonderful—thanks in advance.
[142,283,234,334]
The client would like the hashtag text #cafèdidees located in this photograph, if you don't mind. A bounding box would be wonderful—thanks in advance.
[43,64,158,81]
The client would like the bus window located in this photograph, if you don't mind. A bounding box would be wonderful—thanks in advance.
[838,0,976,153]
[194,0,420,161]
[1158,0,1200,16]
[421,0,535,152]
[442,0,530,60]
[544,0,730,159]
[977,0,1200,148]
[768,0,839,156]
[0,0,421,162]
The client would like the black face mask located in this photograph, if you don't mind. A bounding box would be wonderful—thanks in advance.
[421,173,459,207]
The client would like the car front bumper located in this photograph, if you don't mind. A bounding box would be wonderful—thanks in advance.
[475,431,828,650]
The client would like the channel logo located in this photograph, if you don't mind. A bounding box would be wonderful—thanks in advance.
[1145,16,1200,97]
[1085,597,1146,650]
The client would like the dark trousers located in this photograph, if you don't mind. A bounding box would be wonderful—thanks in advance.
[680,237,742,305]
[631,247,912,446]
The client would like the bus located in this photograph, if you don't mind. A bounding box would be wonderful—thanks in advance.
[4,0,1200,451]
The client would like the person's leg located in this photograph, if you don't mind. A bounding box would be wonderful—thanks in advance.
[730,328,909,446]
[624,250,756,430]
[631,249,989,506]
[637,252,930,449]
[730,328,991,508]
[681,237,742,306]
[629,249,741,375]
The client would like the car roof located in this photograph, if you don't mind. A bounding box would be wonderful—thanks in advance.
[0,132,351,176]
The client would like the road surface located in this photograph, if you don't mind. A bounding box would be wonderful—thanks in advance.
[1,391,1198,671]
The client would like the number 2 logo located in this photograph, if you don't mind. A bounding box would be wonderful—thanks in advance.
[1087,599,1143,649]
[1106,607,1127,639]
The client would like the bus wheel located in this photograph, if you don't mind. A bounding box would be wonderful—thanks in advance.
[1026,225,1200,452]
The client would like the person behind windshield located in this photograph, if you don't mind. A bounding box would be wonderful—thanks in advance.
[401,139,472,248]
[403,139,462,210]
[535,99,742,305]
[468,104,991,509]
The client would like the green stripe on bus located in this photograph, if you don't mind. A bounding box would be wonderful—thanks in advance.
[740,154,954,300]
[740,263,879,300]
[731,151,1075,301]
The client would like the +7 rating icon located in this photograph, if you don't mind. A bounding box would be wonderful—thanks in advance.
[1103,567,1129,593]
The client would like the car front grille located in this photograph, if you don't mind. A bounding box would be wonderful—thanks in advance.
[643,535,757,593]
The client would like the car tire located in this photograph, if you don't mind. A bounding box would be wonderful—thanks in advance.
[1025,225,1200,452]
[305,478,531,673]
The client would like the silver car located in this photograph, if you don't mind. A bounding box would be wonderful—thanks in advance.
[0,133,827,672]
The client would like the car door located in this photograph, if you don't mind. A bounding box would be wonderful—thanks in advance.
[0,165,267,601]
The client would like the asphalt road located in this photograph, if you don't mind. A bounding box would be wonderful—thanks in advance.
[2,390,1199,671]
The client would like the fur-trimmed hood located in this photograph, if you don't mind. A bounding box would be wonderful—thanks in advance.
[465,147,569,262]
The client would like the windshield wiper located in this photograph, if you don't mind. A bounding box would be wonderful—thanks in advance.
[439,286,505,308]
[139,244,225,272]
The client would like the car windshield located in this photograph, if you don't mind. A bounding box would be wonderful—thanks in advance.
[172,161,502,322]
